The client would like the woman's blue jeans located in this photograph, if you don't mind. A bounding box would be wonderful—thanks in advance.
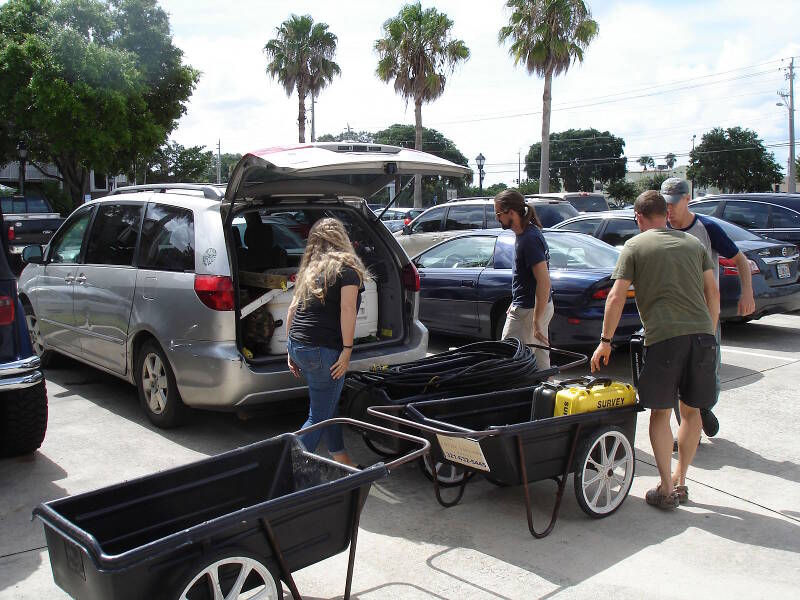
[287,338,346,454]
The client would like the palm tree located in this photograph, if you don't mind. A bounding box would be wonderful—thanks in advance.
[375,2,470,208]
[637,155,655,171]
[499,1,598,193]
[264,15,341,143]
[664,152,676,169]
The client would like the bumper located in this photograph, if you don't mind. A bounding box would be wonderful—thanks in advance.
[550,309,641,347]
[0,356,43,390]
[166,321,429,410]
[720,280,800,320]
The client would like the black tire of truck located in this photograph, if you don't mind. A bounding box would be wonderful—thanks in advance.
[0,380,48,457]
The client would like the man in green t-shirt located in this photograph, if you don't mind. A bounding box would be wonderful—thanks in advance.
[591,190,719,510]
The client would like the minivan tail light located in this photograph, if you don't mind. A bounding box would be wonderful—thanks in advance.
[194,275,235,311]
[402,262,420,292]
[0,295,15,325]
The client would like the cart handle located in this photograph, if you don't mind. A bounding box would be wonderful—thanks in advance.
[367,404,497,440]
[295,417,430,471]
[527,344,588,372]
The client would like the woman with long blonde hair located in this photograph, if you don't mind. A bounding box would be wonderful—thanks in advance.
[286,217,369,466]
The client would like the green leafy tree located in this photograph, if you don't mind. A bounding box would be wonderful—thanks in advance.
[200,152,243,184]
[264,14,341,143]
[637,173,669,193]
[687,127,783,192]
[604,178,638,207]
[525,128,624,191]
[664,152,677,169]
[317,130,375,143]
[374,124,471,205]
[375,2,470,207]
[499,0,598,194]
[517,179,540,194]
[637,155,655,171]
[0,0,199,208]
[142,142,212,184]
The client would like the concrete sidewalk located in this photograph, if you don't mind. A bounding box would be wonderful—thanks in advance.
[1,315,798,599]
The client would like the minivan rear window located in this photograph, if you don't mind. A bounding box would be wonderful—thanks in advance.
[138,204,195,272]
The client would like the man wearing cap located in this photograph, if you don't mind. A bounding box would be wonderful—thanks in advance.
[660,177,755,438]
[591,190,719,509]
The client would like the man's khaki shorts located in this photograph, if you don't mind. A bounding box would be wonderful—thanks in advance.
[501,300,554,370]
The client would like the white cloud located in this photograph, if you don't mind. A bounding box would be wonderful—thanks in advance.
[160,0,800,185]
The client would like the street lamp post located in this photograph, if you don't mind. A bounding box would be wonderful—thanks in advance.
[476,153,485,193]
[16,141,27,197]
[690,134,696,199]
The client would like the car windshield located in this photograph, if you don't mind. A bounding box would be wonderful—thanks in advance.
[568,194,608,212]
[543,230,619,269]
[534,204,580,227]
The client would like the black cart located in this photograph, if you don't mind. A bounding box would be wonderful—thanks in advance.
[33,419,428,600]
[369,386,642,539]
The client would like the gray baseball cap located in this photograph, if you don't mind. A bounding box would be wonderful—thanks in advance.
[660,177,690,204]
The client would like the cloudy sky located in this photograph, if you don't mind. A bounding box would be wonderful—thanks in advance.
[159,0,799,186]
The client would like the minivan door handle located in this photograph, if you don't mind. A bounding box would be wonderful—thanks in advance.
[460,280,476,287]
[75,274,86,284]
[64,275,74,284]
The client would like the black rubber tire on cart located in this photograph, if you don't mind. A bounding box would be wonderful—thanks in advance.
[573,425,635,518]
[22,302,55,368]
[0,380,48,457]
[419,455,470,488]
[136,339,186,428]
[174,549,281,600]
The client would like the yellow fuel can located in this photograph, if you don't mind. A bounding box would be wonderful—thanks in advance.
[554,378,636,417]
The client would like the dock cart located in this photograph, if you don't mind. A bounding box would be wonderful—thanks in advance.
[33,419,429,600]
[369,381,642,539]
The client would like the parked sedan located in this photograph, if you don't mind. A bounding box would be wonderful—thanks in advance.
[413,229,641,346]
[552,210,800,321]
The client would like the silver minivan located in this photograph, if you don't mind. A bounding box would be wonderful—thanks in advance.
[18,143,470,427]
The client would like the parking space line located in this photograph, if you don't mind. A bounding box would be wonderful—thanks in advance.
[721,347,796,361]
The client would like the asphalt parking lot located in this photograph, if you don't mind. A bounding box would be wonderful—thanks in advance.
[1,314,799,599]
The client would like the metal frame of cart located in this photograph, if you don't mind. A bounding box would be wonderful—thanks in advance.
[369,389,642,539]
[33,419,429,600]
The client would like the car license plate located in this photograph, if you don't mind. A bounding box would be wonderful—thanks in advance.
[777,263,791,279]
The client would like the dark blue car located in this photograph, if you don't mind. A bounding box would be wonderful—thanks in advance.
[0,233,47,457]
[413,229,641,346]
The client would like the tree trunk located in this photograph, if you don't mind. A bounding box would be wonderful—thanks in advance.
[539,70,553,194]
[54,156,88,210]
[297,83,307,143]
[414,99,423,208]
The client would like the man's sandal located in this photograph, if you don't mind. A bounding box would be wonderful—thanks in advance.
[645,485,679,509]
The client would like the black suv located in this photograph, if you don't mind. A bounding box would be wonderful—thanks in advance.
[690,193,800,248]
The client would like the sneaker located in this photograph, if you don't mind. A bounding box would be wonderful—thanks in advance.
[645,485,679,510]
[701,409,719,437]
[674,485,689,504]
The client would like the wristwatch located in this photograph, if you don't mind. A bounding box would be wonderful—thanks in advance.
[600,336,612,344]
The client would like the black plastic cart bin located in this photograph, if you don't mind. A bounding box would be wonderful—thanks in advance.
[33,419,428,600]
[369,386,642,539]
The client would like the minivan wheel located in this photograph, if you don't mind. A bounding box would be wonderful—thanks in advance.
[136,340,185,428]
[22,303,54,368]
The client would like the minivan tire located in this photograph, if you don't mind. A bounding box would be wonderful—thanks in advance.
[22,302,55,368]
[136,340,185,428]
[0,380,48,457]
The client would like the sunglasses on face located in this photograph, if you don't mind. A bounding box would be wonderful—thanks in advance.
[495,209,509,218]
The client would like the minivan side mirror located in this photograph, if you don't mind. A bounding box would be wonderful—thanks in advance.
[22,245,44,264]
[402,224,411,235]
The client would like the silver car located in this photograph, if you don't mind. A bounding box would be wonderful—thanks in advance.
[18,143,470,427]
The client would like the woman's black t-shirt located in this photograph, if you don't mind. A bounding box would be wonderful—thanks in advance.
[288,266,364,349]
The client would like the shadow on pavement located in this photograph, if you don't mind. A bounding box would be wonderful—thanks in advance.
[690,437,800,485]
[722,321,800,353]
[0,453,68,593]
[719,363,764,389]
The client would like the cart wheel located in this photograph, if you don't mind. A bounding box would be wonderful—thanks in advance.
[573,425,635,518]
[176,550,280,600]
[419,455,468,487]
[362,432,403,458]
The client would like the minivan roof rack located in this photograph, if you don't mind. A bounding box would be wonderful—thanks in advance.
[109,184,225,200]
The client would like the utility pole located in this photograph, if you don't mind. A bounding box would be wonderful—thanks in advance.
[788,57,796,194]
[517,149,521,185]
[216,139,221,185]
[310,95,316,142]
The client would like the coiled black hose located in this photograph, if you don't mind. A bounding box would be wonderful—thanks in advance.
[347,337,547,398]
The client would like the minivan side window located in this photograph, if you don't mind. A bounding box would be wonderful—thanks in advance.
[445,205,485,230]
[137,204,195,272]
[85,204,144,266]
[411,207,444,233]
[722,201,770,229]
[771,206,800,229]
[49,207,94,264]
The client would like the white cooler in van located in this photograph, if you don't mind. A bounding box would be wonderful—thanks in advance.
[267,279,379,354]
